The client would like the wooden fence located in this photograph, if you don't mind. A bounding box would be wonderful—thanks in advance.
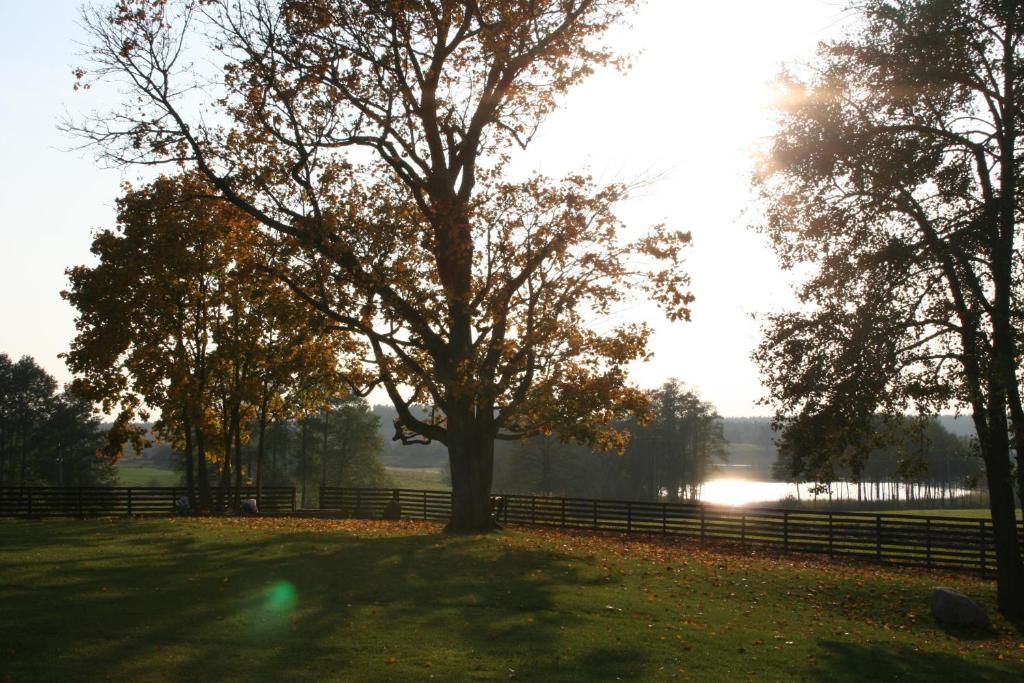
[0,486,295,516]
[319,487,1024,575]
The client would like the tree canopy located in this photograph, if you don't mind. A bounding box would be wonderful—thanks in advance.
[71,0,692,530]
[754,0,1024,615]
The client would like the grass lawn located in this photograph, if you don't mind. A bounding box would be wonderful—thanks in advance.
[384,466,448,490]
[115,463,182,487]
[0,518,1022,682]
[874,509,1023,520]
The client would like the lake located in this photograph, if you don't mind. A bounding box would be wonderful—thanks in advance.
[696,478,976,507]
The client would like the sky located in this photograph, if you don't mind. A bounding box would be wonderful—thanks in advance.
[0,0,851,417]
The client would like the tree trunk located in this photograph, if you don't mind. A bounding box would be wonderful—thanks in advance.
[233,413,243,508]
[321,408,329,493]
[217,415,232,513]
[255,413,268,505]
[196,429,210,511]
[981,440,1024,617]
[300,420,308,509]
[445,412,497,533]
[976,409,1024,617]
[183,414,197,511]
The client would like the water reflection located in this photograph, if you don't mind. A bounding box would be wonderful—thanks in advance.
[699,479,798,506]
[697,479,975,507]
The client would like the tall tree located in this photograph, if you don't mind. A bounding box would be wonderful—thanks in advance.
[63,171,351,510]
[754,0,1024,615]
[71,0,692,531]
[0,355,57,485]
[0,354,114,486]
[318,394,389,489]
[64,172,243,509]
[646,381,726,503]
[37,393,116,487]
[612,381,725,502]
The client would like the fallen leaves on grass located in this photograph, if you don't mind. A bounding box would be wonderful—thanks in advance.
[178,516,441,538]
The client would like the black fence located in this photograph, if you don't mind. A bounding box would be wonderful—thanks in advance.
[0,486,296,516]
[319,487,1024,575]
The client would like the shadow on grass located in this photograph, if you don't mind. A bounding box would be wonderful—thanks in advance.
[0,519,650,682]
[817,639,1017,683]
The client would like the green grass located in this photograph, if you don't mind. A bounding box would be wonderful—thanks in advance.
[0,518,1022,682]
[115,462,182,487]
[874,508,1023,520]
[384,466,448,490]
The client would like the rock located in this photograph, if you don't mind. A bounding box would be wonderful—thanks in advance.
[174,496,190,515]
[240,498,258,515]
[930,587,990,629]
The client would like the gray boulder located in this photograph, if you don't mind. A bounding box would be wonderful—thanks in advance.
[240,498,259,515]
[930,587,990,629]
[174,496,190,515]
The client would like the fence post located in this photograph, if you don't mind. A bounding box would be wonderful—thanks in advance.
[926,518,932,569]
[423,491,427,520]
[560,498,566,528]
[626,501,632,534]
[531,496,536,525]
[592,499,598,531]
[741,511,746,548]
[661,504,667,534]
[783,511,789,552]
[27,488,32,517]
[78,488,83,517]
[876,516,883,561]
[128,488,133,516]
[700,506,706,544]
[979,520,987,575]
[828,513,833,557]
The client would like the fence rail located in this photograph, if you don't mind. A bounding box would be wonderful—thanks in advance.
[0,486,296,516]
[319,487,1024,575]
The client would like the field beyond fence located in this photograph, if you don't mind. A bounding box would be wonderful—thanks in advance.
[321,487,1024,577]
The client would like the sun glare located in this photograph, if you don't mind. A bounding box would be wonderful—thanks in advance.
[699,479,795,507]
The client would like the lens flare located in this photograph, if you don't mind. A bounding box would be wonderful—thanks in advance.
[265,580,297,614]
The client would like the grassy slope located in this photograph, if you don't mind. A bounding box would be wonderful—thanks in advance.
[0,518,1021,682]
[115,463,182,487]
[384,466,448,490]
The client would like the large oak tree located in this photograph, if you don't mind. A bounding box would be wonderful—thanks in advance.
[754,0,1024,615]
[70,0,692,530]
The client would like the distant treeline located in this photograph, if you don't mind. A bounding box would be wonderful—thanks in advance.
[774,415,985,503]
[373,381,726,502]
[128,395,392,507]
[372,401,982,505]
[131,390,984,506]
[373,400,981,498]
